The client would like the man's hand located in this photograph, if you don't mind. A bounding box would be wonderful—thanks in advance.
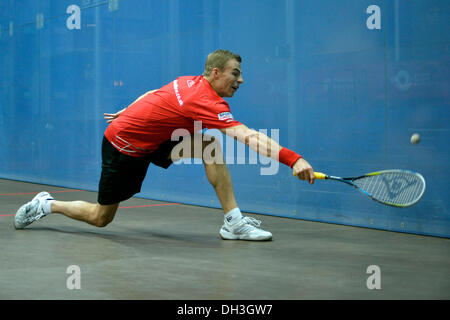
[104,90,156,123]
[104,108,126,123]
[293,158,315,184]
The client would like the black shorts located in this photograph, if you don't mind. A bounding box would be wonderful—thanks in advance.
[98,136,180,205]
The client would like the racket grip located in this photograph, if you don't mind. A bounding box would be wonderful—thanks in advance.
[292,171,327,179]
[314,172,327,179]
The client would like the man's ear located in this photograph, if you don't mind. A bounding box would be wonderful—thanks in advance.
[211,67,220,78]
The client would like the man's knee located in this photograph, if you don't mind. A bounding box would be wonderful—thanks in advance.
[92,203,118,227]
[94,215,112,228]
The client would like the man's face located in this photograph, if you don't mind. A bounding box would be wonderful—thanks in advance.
[212,59,244,98]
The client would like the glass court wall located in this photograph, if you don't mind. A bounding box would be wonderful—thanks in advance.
[0,0,449,237]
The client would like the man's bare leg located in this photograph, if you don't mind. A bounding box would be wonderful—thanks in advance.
[172,133,238,214]
[194,134,272,240]
[203,150,238,214]
[51,201,119,227]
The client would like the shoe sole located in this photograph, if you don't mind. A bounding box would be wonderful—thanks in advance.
[219,229,272,241]
[14,202,33,229]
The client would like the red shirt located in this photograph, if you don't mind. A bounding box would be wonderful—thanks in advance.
[104,75,242,157]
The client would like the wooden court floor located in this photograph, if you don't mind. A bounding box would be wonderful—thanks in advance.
[0,179,449,300]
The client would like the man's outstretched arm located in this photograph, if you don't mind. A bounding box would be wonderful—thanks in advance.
[219,124,315,184]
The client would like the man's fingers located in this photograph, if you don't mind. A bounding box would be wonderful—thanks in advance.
[296,170,307,181]
[308,171,315,184]
[104,113,118,123]
[294,169,315,184]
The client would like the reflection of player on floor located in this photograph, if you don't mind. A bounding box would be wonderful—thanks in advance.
[14,50,315,241]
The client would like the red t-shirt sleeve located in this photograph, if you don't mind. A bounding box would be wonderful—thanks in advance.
[188,98,242,130]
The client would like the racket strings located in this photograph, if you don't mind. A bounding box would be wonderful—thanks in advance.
[354,172,425,206]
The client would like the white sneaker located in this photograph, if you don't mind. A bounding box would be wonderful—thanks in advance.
[14,192,54,229]
[219,216,272,241]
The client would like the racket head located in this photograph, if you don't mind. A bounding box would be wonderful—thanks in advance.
[352,170,426,207]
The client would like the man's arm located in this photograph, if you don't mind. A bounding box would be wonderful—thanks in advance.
[104,90,157,123]
[219,124,315,184]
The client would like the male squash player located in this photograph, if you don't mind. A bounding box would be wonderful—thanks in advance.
[14,50,315,241]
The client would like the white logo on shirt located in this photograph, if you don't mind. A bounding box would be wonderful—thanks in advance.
[173,80,184,107]
[187,80,195,88]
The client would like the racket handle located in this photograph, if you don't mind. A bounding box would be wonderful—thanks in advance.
[314,172,327,179]
[292,171,327,179]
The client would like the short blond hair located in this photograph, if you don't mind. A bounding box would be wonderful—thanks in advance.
[203,49,242,76]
